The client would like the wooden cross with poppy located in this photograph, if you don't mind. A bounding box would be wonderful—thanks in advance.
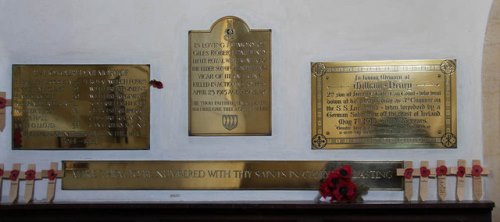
[41,162,65,203]
[0,91,12,132]
[431,160,449,201]
[20,164,40,203]
[1,163,22,203]
[396,161,435,201]
[2,164,43,203]
[0,163,65,204]
[449,159,489,201]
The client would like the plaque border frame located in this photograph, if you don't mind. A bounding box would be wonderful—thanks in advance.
[188,16,272,136]
[311,59,457,149]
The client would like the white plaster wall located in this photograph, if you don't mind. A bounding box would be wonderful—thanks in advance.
[0,0,492,202]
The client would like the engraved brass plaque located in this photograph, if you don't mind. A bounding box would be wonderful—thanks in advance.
[311,59,457,149]
[189,16,271,136]
[62,161,403,190]
[12,65,150,150]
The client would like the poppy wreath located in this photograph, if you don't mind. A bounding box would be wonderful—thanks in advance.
[319,165,369,203]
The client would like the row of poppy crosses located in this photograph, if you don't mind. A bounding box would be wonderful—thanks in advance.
[396,160,488,202]
[0,162,64,204]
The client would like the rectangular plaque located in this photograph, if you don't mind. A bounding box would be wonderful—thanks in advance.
[12,65,150,150]
[189,16,271,136]
[62,161,403,190]
[311,59,457,149]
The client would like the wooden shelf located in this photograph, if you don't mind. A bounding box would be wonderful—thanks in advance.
[0,201,494,222]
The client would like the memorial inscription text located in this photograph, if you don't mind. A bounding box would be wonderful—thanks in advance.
[12,65,150,149]
[189,16,271,135]
[312,60,457,149]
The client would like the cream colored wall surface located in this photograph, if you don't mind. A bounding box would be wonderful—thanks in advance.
[483,0,500,220]
[0,0,493,203]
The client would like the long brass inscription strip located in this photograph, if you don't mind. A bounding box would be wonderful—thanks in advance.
[189,16,272,136]
[12,65,150,150]
[311,59,457,149]
[62,161,403,190]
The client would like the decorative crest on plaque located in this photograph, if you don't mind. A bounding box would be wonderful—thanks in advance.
[440,59,456,75]
[224,19,237,41]
[311,63,326,77]
[312,134,327,149]
[222,115,238,131]
[441,133,457,148]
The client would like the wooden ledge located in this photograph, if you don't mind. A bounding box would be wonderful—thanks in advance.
[0,201,494,222]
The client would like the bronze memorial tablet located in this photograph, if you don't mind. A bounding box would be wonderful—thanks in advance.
[189,16,271,136]
[12,65,150,150]
[62,161,403,190]
[311,59,457,149]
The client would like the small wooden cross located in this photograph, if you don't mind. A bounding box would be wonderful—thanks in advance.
[3,163,21,203]
[397,161,435,201]
[396,161,413,201]
[3,164,44,204]
[1,163,64,204]
[450,159,489,201]
[431,160,449,201]
[21,164,41,203]
[41,162,64,203]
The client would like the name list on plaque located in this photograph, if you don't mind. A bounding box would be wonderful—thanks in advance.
[311,59,457,149]
[189,16,271,135]
[12,65,150,150]
[62,161,403,190]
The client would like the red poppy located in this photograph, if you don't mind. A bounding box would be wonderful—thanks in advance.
[0,97,6,109]
[47,169,58,181]
[404,168,414,179]
[472,165,483,177]
[0,168,4,177]
[324,171,341,193]
[420,166,430,177]
[336,165,353,179]
[457,166,466,177]
[25,169,36,180]
[333,180,357,202]
[9,170,20,181]
[436,165,448,176]
[319,181,331,198]
[149,80,164,89]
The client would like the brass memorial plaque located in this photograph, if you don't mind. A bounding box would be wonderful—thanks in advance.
[12,65,150,150]
[189,16,271,135]
[62,161,403,190]
[311,59,457,149]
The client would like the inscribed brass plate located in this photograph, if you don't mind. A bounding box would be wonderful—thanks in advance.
[62,161,403,190]
[311,59,457,149]
[12,65,150,150]
[189,16,271,136]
